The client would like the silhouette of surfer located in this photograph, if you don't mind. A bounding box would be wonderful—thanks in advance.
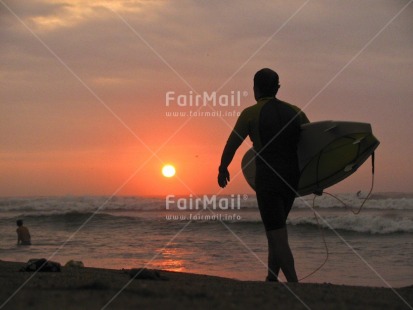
[16,219,31,245]
[218,68,309,282]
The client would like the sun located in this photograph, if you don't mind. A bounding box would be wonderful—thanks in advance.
[162,164,176,178]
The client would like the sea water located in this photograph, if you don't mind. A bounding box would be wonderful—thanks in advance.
[0,193,412,288]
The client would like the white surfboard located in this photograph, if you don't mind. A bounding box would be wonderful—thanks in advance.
[241,121,380,196]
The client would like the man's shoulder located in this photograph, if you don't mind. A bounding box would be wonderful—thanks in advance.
[241,103,258,112]
[277,99,310,124]
[239,104,259,119]
[277,99,301,112]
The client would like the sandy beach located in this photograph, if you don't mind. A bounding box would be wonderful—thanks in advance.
[0,260,411,310]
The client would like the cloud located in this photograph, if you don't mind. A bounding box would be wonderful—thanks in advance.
[2,0,411,91]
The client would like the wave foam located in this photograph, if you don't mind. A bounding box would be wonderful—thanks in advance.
[289,214,413,234]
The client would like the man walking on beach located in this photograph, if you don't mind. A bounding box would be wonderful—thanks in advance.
[16,219,31,245]
[218,68,309,282]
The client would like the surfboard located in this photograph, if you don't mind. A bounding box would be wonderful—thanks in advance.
[241,121,380,196]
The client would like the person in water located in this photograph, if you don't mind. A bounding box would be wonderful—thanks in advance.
[16,219,31,245]
[218,68,309,282]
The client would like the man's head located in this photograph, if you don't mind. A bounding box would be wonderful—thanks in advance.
[16,219,23,227]
[253,68,280,100]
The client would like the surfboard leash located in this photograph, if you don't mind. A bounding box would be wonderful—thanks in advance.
[299,152,376,281]
[298,195,329,282]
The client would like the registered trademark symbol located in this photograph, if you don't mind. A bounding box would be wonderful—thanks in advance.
[243,194,248,200]
[243,91,248,97]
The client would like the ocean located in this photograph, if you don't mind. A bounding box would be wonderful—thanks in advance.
[0,193,412,288]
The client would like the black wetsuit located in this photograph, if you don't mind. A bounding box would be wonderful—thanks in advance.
[220,97,309,230]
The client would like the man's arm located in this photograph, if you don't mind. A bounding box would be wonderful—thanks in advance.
[218,111,249,187]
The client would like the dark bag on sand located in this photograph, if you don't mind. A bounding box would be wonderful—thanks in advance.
[20,258,61,272]
[127,268,168,281]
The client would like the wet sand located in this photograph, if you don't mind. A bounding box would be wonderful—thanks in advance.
[0,260,412,309]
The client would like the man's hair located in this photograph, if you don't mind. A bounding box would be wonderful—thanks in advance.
[16,219,23,226]
[254,68,279,96]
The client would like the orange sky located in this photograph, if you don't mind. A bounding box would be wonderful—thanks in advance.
[1,0,412,197]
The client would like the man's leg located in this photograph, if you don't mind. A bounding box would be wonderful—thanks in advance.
[266,226,298,282]
[255,168,298,282]
[266,234,280,281]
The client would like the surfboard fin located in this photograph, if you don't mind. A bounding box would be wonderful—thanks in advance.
[352,137,365,144]
[324,124,337,132]
[313,190,323,196]
[344,163,355,172]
